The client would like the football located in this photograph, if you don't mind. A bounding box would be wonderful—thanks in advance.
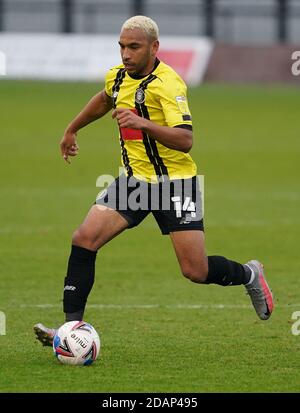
[53,321,100,366]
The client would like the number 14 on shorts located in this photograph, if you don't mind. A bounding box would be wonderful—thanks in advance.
[171,196,196,218]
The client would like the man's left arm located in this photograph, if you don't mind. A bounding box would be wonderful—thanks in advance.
[112,108,193,153]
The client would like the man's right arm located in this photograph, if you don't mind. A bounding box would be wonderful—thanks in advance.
[61,89,113,163]
[65,89,113,134]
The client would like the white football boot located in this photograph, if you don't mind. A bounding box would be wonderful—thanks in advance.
[34,323,57,347]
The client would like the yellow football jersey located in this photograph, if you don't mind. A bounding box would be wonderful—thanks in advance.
[105,59,197,182]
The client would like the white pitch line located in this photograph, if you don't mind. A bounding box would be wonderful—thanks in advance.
[19,303,300,310]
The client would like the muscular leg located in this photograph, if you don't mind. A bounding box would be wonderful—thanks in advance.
[63,205,129,321]
[170,230,251,285]
[170,231,208,283]
[72,204,129,251]
[170,230,274,320]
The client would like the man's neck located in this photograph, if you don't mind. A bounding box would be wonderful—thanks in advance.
[128,58,160,80]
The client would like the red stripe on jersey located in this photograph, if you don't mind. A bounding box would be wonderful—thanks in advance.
[120,127,143,140]
[120,108,143,140]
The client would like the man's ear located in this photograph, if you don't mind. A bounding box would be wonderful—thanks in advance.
[151,40,159,56]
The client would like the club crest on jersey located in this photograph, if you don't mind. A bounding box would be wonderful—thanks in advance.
[135,88,145,104]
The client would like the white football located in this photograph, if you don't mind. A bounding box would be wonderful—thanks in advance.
[53,321,100,366]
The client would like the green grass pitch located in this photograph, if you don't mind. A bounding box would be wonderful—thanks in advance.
[0,80,299,392]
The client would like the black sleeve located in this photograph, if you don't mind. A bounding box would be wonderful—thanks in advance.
[174,124,193,131]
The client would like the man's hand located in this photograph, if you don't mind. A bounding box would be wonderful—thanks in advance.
[60,131,79,164]
[112,108,147,130]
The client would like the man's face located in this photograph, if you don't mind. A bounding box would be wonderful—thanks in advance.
[119,28,159,76]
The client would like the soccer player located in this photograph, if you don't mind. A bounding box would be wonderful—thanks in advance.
[34,16,273,346]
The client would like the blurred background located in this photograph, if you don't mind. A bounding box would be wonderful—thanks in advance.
[0,0,299,41]
[0,0,300,83]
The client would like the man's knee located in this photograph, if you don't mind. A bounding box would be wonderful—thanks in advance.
[72,228,98,251]
[181,261,208,284]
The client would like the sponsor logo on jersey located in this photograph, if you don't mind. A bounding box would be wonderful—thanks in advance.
[175,95,190,115]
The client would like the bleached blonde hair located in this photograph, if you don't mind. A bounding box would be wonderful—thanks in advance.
[121,15,159,40]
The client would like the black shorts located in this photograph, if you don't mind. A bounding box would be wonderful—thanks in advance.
[95,173,204,235]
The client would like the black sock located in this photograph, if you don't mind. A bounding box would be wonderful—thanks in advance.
[65,310,85,322]
[205,255,251,286]
[63,245,97,320]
